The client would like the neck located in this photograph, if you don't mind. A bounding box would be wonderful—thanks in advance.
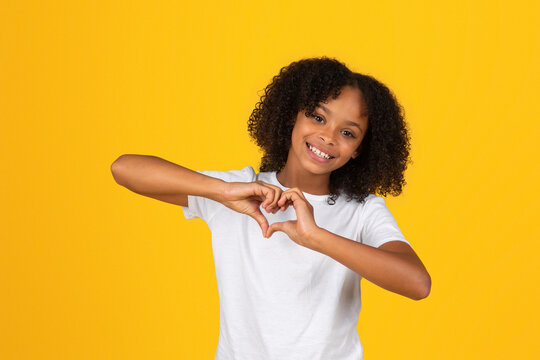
[276,162,331,195]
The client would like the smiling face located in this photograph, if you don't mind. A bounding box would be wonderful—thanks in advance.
[286,85,369,177]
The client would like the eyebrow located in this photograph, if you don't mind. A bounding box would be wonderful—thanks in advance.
[316,105,365,133]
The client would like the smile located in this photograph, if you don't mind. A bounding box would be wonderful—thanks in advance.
[306,142,335,160]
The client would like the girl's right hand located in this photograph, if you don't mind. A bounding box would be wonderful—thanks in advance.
[220,180,285,238]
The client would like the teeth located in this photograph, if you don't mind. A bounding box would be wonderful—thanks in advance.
[308,144,332,159]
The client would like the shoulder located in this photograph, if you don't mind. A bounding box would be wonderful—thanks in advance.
[362,193,386,206]
[356,194,411,248]
[352,193,389,218]
[226,166,257,182]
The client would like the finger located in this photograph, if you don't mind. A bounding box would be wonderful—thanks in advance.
[272,188,284,211]
[288,187,308,202]
[282,200,292,212]
[278,190,311,213]
[267,220,296,238]
[278,192,293,212]
[257,183,281,212]
[266,221,284,238]
[263,185,280,210]
[269,185,282,209]
[254,183,274,210]
[254,181,269,207]
[277,198,290,212]
[253,183,267,207]
[257,182,281,211]
[248,209,269,237]
[264,188,277,212]
[277,190,301,207]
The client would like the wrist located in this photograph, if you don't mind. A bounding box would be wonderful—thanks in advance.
[202,178,229,203]
[304,226,328,252]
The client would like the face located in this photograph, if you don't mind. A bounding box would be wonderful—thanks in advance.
[287,85,369,176]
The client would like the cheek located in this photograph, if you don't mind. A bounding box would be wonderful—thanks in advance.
[290,128,301,144]
[347,142,362,157]
[291,124,309,141]
[347,141,359,150]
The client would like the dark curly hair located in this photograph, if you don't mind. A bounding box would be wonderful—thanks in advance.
[247,56,411,204]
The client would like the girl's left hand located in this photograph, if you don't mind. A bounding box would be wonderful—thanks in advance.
[265,188,320,249]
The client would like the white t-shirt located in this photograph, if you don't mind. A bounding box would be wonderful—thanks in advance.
[181,166,411,360]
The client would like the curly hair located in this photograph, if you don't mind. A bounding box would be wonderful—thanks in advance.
[247,56,411,204]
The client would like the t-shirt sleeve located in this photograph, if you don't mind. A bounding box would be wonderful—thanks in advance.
[180,166,256,223]
[180,170,229,222]
[359,195,412,249]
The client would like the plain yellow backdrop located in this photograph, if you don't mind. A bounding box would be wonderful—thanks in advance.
[1,0,538,359]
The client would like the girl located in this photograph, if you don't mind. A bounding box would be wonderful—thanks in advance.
[111,56,431,360]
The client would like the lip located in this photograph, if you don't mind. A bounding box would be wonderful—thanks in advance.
[306,142,335,162]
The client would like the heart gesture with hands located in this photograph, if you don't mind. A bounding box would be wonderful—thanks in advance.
[221,180,286,237]
[265,188,320,249]
[220,181,321,248]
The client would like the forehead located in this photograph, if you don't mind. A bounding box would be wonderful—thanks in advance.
[318,86,368,122]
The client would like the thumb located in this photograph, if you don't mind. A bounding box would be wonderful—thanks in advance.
[248,209,269,238]
[266,221,287,239]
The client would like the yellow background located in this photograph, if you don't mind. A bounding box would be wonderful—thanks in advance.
[1,0,539,359]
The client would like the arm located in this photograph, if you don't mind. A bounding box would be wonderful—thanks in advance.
[110,154,228,206]
[265,187,431,301]
[110,154,286,236]
[310,229,431,300]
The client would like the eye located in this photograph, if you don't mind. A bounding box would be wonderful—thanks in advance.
[342,130,355,138]
[313,115,325,123]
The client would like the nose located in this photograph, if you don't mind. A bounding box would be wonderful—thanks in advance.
[319,128,336,145]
